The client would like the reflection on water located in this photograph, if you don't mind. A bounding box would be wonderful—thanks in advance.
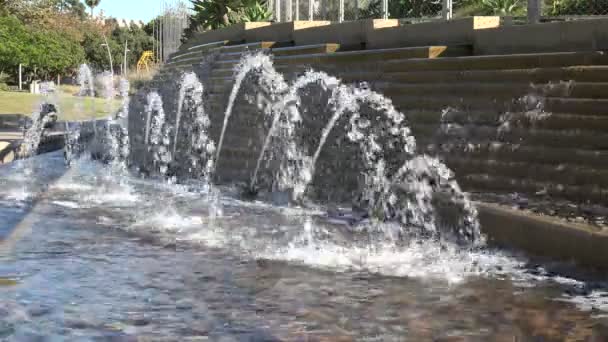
[2,152,608,340]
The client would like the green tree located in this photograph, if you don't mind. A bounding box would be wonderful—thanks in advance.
[360,0,444,18]
[183,0,271,41]
[0,15,85,81]
[241,0,272,22]
[54,0,88,19]
[111,25,154,71]
[85,0,101,17]
[82,30,120,72]
[0,16,31,77]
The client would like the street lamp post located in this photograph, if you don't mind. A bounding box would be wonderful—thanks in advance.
[101,35,114,76]
[123,40,130,77]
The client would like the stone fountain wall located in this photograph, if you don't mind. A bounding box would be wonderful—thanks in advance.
[129,18,608,226]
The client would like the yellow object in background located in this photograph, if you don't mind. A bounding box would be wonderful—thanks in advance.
[137,51,155,73]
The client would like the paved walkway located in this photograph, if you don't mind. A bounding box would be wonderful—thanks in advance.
[0,129,22,164]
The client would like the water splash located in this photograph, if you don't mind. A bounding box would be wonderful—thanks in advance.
[106,77,131,171]
[250,69,336,196]
[77,64,95,97]
[145,92,172,175]
[174,73,216,181]
[214,53,289,171]
[225,53,483,246]
[21,82,57,158]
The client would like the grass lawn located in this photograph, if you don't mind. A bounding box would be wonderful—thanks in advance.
[0,91,121,121]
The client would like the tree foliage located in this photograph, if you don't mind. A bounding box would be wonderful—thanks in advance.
[0,0,155,84]
[360,0,443,18]
[546,0,608,15]
[85,0,101,16]
[0,15,85,80]
[183,0,271,41]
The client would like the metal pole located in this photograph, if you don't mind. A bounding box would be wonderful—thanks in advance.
[382,0,388,19]
[295,0,299,20]
[354,0,359,20]
[275,0,281,22]
[339,0,344,22]
[309,0,313,20]
[442,0,453,20]
[123,40,129,77]
[160,2,164,62]
[527,0,542,23]
[102,35,114,75]
[286,0,292,21]
[18,64,22,91]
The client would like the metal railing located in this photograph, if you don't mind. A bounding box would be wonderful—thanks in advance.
[269,0,608,24]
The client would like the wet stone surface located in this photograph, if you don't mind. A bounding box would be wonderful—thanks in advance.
[2,152,608,340]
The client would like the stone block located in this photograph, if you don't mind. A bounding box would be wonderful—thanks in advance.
[474,18,608,55]
[478,202,608,271]
[366,17,500,50]
[245,21,330,43]
[182,22,271,49]
[294,19,398,49]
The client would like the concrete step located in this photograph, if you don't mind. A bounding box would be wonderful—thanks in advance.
[377,51,608,73]
[447,156,608,189]
[375,82,531,99]
[188,65,608,86]
[272,45,472,66]
[378,66,608,84]
[412,123,608,151]
[545,98,608,115]
[459,173,607,206]
[391,95,514,112]
[208,64,304,79]
[212,41,276,54]
[271,43,340,56]
[409,110,608,133]
[420,143,608,170]
[545,82,608,99]
[165,57,201,68]
[172,40,228,58]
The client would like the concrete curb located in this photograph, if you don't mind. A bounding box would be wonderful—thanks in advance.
[478,202,608,270]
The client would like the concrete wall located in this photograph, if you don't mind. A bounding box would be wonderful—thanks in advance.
[179,17,608,57]
[245,21,330,43]
[366,17,500,50]
[183,22,271,49]
[293,19,398,50]
[475,18,608,55]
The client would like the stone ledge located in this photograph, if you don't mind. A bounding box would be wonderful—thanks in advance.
[478,202,608,271]
[475,18,608,55]
[245,21,331,44]
[182,22,271,49]
[293,19,399,50]
[367,17,500,50]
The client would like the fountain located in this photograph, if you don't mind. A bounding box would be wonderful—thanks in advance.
[199,52,482,246]
[144,91,172,176]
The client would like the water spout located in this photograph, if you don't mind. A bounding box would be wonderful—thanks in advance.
[214,53,288,172]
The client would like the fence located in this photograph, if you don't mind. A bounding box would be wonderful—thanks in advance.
[269,0,608,23]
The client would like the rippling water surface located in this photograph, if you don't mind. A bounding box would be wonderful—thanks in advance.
[2,152,608,341]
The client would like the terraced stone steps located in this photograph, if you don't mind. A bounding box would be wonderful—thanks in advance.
[169,40,228,61]
[460,174,606,206]
[447,157,608,189]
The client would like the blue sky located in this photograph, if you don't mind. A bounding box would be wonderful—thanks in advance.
[91,0,176,23]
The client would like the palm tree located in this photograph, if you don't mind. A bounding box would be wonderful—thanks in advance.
[85,0,101,17]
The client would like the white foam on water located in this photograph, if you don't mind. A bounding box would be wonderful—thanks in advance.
[130,208,204,233]
[81,191,139,206]
[558,290,608,313]
[256,237,517,284]
[3,188,31,202]
[50,182,95,192]
[51,201,81,209]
